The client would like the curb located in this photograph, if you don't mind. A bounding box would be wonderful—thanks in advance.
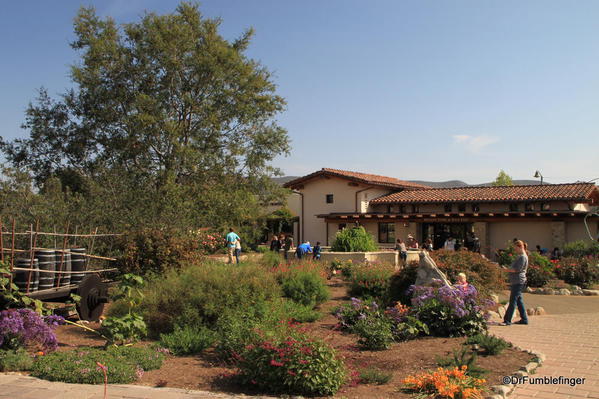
[483,346,545,399]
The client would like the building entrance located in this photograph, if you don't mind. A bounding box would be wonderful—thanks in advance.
[422,223,473,250]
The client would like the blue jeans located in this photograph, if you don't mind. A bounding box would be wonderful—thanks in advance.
[504,283,528,324]
[234,249,241,264]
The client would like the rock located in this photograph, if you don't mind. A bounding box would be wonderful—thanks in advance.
[534,306,546,315]
[559,288,571,295]
[572,285,581,291]
[491,385,511,396]
[533,352,546,363]
[526,308,535,316]
[415,251,452,287]
[525,286,535,293]
[497,306,506,317]
[582,289,599,296]
[522,362,539,373]
[484,395,504,399]
[490,294,499,303]
[487,311,501,321]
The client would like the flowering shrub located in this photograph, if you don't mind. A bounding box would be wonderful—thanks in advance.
[410,283,489,337]
[190,228,222,254]
[348,262,395,302]
[430,250,505,295]
[498,246,555,287]
[562,240,599,258]
[555,256,599,288]
[31,346,164,384]
[403,366,486,399]
[333,297,383,331]
[0,309,64,352]
[235,332,347,395]
[525,263,554,287]
[352,316,394,350]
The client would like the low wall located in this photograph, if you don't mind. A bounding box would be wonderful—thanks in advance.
[318,250,421,267]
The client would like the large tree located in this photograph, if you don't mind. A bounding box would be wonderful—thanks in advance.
[1,2,290,232]
[491,170,514,186]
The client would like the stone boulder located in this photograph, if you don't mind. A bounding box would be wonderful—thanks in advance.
[534,306,546,315]
[415,251,452,288]
[489,294,499,304]
[582,289,599,296]
[558,289,571,296]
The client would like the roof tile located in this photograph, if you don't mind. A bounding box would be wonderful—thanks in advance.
[284,168,430,190]
[370,183,599,204]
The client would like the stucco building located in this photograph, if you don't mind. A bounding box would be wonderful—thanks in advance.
[283,168,599,258]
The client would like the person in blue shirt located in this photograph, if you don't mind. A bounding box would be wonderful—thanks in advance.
[312,241,322,260]
[295,241,312,259]
[225,228,240,264]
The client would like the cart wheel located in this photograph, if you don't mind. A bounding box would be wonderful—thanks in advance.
[77,274,109,321]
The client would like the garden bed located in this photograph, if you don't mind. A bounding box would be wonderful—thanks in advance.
[45,276,533,398]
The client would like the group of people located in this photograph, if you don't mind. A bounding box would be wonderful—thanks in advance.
[269,234,322,261]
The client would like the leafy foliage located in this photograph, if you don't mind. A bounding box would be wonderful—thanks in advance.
[348,262,395,303]
[388,261,419,304]
[159,325,217,356]
[556,256,599,288]
[465,333,510,356]
[331,226,377,252]
[0,309,63,352]
[498,246,555,287]
[100,274,147,345]
[436,347,488,378]
[562,240,599,258]
[0,264,44,312]
[352,316,394,350]
[358,367,392,385]
[31,346,164,384]
[281,270,329,307]
[491,170,514,186]
[235,331,347,396]
[0,348,34,371]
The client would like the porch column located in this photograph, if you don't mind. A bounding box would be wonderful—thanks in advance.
[551,221,566,249]
[473,222,489,257]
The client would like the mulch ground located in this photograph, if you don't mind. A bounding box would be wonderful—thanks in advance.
[52,277,533,398]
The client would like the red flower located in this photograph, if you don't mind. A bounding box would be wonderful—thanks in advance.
[270,359,284,367]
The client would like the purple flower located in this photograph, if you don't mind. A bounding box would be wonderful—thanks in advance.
[0,309,60,351]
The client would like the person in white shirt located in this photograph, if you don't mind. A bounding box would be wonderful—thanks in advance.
[443,237,456,251]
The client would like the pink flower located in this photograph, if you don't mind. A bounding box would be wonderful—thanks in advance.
[270,359,284,367]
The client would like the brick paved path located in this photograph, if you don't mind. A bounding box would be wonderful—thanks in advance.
[490,312,599,399]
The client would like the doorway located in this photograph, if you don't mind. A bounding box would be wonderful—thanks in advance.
[422,223,473,250]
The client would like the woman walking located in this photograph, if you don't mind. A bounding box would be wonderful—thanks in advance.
[502,240,529,325]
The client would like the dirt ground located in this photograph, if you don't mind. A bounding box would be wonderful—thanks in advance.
[53,277,533,398]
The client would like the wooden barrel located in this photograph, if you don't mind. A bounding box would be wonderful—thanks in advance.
[35,249,55,290]
[70,248,87,285]
[13,258,39,293]
[54,252,71,287]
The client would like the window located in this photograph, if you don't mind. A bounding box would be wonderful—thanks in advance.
[509,203,519,212]
[399,205,406,214]
[458,204,466,212]
[326,194,334,204]
[444,203,452,212]
[412,204,420,213]
[378,223,395,243]
[472,203,480,213]
[525,203,534,211]
[338,223,346,230]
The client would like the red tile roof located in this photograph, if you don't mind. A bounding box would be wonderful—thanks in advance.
[370,183,599,204]
[283,168,430,190]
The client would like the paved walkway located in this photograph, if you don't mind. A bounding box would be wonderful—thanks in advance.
[490,298,599,399]
[0,373,275,399]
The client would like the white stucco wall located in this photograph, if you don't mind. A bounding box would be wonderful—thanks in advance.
[488,221,553,252]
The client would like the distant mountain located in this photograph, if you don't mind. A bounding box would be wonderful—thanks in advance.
[272,176,548,188]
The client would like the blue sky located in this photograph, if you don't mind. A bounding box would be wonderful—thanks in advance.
[1,1,598,183]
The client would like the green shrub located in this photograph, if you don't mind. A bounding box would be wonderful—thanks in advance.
[348,262,395,302]
[115,228,202,276]
[160,325,217,356]
[358,367,392,385]
[0,348,33,371]
[331,226,377,252]
[32,346,164,384]
[465,333,510,356]
[562,240,599,258]
[391,315,429,342]
[525,264,554,288]
[128,262,281,336]
[436,347,487,378]
[389,262,419,304]
[333,297,384,331]
[235,332,347,395]
[101,274,147,345]
[260,250,283,269]
[556,256,599,288]
[277,300,321,323]
[281,270,329,307]
[353,316,394,350]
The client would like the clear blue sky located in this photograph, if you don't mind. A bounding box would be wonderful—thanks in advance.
[1,1,598,184]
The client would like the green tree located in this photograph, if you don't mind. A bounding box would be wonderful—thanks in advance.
[491,170,514,186]
[0,2,289,237]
